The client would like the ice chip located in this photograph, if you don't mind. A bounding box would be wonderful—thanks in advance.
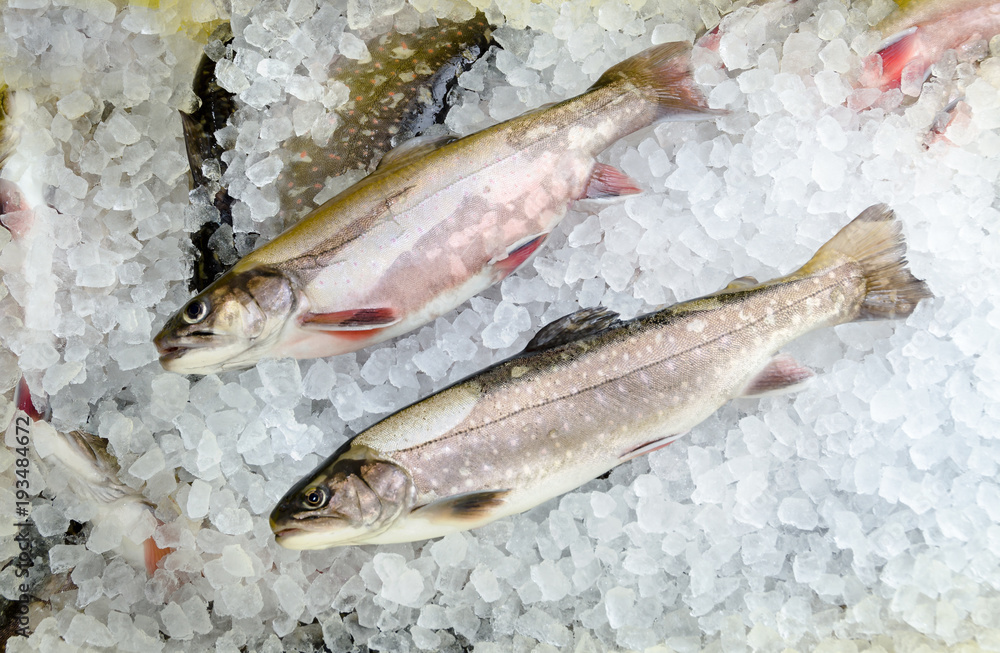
[187,479,212,519]
[273,575,307,618]
[128,446,165,480]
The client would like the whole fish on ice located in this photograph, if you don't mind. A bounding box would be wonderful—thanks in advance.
[270,205,932,548]
[155,42,716,374]
[871,0,1000,91]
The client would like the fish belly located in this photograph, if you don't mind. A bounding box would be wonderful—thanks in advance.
[275,147,595,360]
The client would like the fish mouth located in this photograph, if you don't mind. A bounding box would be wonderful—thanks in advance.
[154,330,228,358]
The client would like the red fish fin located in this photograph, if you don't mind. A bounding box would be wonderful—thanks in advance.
[15,377,48,421]
[411,489,510,523]
[741,354,813,397]
[620,433,685,461]
[300,307,399,330]
[144,535,172,576]
[493,233,548,279]
[330,328,385,342]
[696,25,722,51]
[875,26,920,90]
[583,163,642,199]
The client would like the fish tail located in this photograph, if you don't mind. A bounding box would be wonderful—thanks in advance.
[590,42,719,120]
[805,204,933,320]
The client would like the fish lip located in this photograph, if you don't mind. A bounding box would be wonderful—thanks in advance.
[153,332,229,357]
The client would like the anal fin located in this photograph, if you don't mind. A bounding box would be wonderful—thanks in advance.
[620,432,686,461]
[411,489,510,523]
[741,354,813,398]
[583,163,642,199]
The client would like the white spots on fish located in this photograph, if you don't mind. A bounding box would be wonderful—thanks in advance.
[686,318,706,333]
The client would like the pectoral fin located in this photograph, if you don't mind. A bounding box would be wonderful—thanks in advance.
[875,26,921,90]
[411,489,510,523]
[740,354,813,397]
[300,307,400,330]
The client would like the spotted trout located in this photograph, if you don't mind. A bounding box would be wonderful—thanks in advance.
[270,205,933,548]
[871,0,1000,91]
[154,42,716,374]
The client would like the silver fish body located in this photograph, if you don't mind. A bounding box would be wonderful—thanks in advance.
[154,42,716,374]
[270,205,933,549]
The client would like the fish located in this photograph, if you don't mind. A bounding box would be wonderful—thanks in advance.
[0,86,34,242]
[870,0,1000,92]
[269,204,932,549]
[7,379,171,576]
[155,42,717,374]
[182,15,494,293]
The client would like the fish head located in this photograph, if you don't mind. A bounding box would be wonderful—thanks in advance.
[270,447,415,549]
[155,266,295,374]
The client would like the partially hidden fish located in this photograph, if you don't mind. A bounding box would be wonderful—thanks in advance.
[269,205,932,548]
[9,379,171,576]
[0,86,34,242]
[871,0,1000,92]
[182,15,494,292]
[156,42,716,374]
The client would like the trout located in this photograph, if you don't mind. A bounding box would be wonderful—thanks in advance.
[9,379,171,575]
[154,42,716,374]
[872,0,1000,91]
[270,205,933,549]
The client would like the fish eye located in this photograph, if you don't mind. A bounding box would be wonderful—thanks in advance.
[302,487,329,509]
[183,299,209,324]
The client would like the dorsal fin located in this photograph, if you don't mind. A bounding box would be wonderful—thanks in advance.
[523,307,620,353]
[374,132,459,173]
[706,276,759,297]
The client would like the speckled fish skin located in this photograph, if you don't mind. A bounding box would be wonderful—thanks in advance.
[156,42,715,374]
[873,0,1000,89]
[277,13,494,224]
[182,15,493,293]
[270,205,933,549]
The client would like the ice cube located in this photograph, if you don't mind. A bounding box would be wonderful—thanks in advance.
[187,479,212,519]
[160,602,194,640]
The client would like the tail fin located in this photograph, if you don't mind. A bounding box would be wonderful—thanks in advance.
[809,204,933,320]
[590,42,720,120]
